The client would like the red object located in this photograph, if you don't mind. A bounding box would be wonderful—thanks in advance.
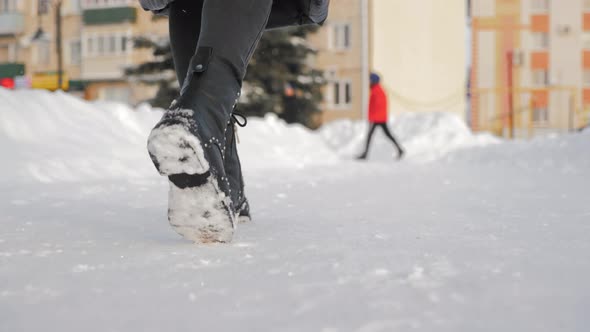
[369,83,388,123]
[0,78,15,89]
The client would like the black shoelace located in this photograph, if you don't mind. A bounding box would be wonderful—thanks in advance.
[231,110,248,128]
[228,109,247,155]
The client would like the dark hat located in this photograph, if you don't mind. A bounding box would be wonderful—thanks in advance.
[370,72,380,85]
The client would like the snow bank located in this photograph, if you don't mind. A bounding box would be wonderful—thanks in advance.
[239,113,340,170]
[320,112,499,162]
[0,89,338,183]
[0,89,161,183]
[320,113,590,171]
[1,88,587,183]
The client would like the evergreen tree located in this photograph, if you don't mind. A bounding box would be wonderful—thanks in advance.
[242,26,325,128]
[125,36,177,109]
[127,26,325,128]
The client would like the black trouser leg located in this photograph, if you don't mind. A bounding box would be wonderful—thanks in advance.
[378,123,404,153]
[166,0,272,210]
[169,0,272,87]
[169,0,204,87]
[198,0,272,81]
[360,123,378,157]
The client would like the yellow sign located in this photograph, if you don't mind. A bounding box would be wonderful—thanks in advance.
[31,72,69,91]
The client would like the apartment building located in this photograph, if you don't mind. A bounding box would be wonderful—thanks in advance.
[1,0,467,125]
[471,0,590,138]
[307,0,365,123]
[0,0,168,103]
[309,0,467,124]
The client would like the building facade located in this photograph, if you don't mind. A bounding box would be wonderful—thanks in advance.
[309,0,467,124]
[308,0,365,123]
[1,0,469,126]
[370,0,467,120]
[471,0,590,138]
[0,0,168,103]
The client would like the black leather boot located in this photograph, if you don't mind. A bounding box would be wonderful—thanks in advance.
[225,112,251,223]
[147,0,272,243]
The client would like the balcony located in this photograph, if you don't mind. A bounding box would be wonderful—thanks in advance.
[80,0,135,9]
[0,12,25,36]
[83,7,137,25]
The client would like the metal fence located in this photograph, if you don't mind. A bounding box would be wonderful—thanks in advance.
[471,86,590,138]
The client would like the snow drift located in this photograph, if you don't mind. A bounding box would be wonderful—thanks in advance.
[0,89,161,183]
[321,112,499,162]
[1,88,587,183]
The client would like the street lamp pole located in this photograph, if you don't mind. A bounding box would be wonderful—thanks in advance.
[55,0,63,90]
[32,0,64,90]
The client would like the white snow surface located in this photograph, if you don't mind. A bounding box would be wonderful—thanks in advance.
[1,88,589,331]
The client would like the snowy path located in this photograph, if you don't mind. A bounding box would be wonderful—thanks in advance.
[2,161,589,331]
[1,90,589,331]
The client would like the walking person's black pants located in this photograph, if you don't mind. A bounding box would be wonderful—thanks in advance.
[359,123,404,159]
[168,0,204,87]
[168,0,272,87]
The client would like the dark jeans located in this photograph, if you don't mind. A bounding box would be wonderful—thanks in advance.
[168,0,272,87]
[360,123,404,157]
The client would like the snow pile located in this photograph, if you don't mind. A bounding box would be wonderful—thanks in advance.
[0,89,338,183]
[239,113,339,170]
[321,112,499,162]
[1,88,587,184]
[0,89,161,183]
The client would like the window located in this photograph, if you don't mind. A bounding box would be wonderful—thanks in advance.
[345,82,352,105]
[69,40,81,65]
[87,36,94,55]
[532,70,549,86]
[97,35,104,55]
[330,23,351,50]
[330,80,352,108]
[531,0,549,12]
[38,0,50,15]
[108,35,116,53]
[81,0,134,9]
[85,34,130,57]
[0,0,17,12]
[533,107,549,124]
[325,69,352,108]
[36,41,50,65]
[531,32,549,49]
[121,35,128,52]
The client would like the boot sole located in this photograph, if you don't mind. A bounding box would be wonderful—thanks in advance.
[167,176,233,243]
[147,123,234,243]
[147,124,209,175]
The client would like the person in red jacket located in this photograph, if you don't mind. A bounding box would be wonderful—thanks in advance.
[357,73,404,160]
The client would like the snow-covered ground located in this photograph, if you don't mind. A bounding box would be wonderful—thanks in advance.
[1,88,589,331]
